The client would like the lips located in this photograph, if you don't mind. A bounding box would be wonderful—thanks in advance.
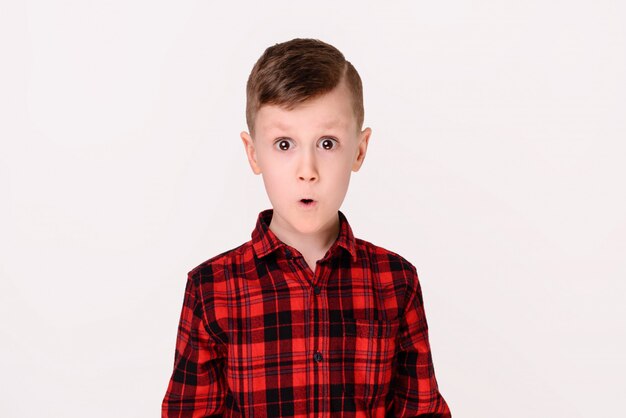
[299,198,317,208]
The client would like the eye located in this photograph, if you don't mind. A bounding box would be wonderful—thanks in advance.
[319,137,338,150]
[274,138,293,151]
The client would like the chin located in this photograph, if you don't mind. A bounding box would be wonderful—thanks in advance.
[273,204,332,231]
[287,213,325,232]
[290,218,320,232]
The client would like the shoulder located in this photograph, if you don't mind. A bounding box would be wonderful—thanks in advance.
[187,240,252,285]
[354,237,419,284]
[355,238,416,271]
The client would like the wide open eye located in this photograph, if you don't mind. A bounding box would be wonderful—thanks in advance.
[319,137,338,150]
[274,138,293,151]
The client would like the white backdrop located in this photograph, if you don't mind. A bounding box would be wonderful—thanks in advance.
[2,1,625,417]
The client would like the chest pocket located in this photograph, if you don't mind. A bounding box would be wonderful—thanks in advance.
[329,317,399,408]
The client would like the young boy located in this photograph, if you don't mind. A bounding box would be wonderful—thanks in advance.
[162,38,451,417]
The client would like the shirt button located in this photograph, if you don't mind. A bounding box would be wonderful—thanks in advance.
[314,286,321,295]
[313,351,323,363]
[285,249,291,258]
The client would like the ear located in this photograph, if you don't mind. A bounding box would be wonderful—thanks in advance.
[352,127,372,172]
[240,131,262,175]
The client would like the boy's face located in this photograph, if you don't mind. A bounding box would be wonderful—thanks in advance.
[240,80,371,237]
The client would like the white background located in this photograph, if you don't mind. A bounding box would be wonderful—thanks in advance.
[2,1,625,417]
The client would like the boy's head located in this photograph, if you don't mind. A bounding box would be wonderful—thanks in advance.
[240,38,371,237]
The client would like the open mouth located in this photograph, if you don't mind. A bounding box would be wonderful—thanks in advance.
[299,198,316,207]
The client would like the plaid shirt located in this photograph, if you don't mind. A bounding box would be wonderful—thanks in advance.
[162,208,451,417]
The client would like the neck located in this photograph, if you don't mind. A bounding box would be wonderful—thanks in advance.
[268,211,340,257]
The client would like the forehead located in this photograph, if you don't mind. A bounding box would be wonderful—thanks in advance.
[254,82,357,133]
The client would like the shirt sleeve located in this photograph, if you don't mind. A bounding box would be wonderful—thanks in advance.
[162,273,228,417]
[389,265,452,417]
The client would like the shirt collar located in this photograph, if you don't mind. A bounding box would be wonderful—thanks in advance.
[251,208,358,263]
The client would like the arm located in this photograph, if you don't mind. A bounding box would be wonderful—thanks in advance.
[389,265,451,417]
[162,273,227,417]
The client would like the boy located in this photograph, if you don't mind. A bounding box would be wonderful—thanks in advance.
[162,38,451,417]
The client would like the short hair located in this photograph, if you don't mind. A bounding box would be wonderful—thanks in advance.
[245,38,364,135]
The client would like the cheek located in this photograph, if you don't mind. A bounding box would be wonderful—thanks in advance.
[328,163,353,190]
[261,169,289,195]
[336,155,356,177]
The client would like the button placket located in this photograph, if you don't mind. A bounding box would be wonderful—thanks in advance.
[317,264,332,415]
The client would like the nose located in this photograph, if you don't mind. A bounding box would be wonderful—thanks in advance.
[297,146,318,182]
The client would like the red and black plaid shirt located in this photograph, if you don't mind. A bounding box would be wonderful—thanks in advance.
[162,208,451,417]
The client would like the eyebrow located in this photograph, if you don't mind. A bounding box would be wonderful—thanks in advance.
[266,119,344,132]
[270,120,291,131]
[322,119,344,129]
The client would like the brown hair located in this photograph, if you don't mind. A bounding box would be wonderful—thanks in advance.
[245,38,364,135]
